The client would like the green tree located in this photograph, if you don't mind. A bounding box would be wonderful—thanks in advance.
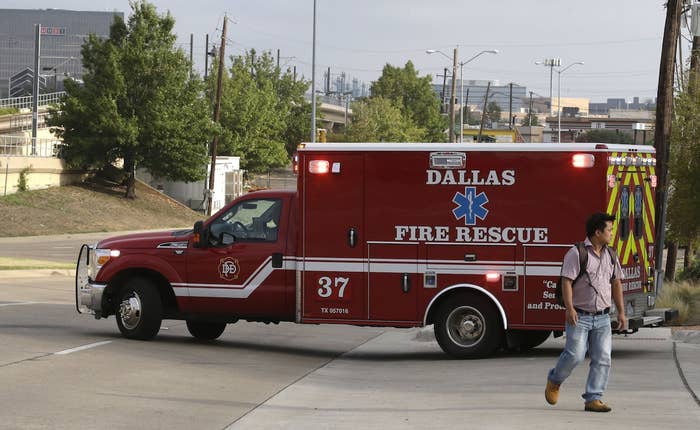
[485,101,502,124]
[575,129,634,144]
[345,97,425,142]
[209,49,310,172]
[522,111,540,126]
[668,88,700,255]
[370,61,446,141]
[48,1,213,198]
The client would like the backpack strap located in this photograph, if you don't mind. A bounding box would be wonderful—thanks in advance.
[574,241,588,283]
[606,246,619,281]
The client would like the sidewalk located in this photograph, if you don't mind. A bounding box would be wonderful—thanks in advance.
[227,327,700,430]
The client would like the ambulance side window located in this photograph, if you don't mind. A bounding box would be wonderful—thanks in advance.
[619,186,630,239]
[634,185,643,239]
[209,198,282,244]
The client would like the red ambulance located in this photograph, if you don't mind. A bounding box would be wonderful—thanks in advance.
[76,142,676,358]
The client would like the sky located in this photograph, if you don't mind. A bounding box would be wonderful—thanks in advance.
[5,0,677,102]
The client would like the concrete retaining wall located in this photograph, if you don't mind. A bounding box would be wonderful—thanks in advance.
[0,156,86,196]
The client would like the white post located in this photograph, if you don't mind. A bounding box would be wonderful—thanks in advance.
[557,70,562,143]
[310,0,317,143]
[460,63,464,143]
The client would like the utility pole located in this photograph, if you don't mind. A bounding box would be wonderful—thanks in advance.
[31,24,41,155]
[189,33,194,77]
[477,81,491,143]
[440,67,448,113]
[690,3,700,89]
[207,16,227,216]
[277,48,280,70]
[204,34,209,80]
[653,0,682,293]
[528,91,534,127]
[508,83,513,130]
[449,47,458,142]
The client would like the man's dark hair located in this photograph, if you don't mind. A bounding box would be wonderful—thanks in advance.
[586,212,616,238]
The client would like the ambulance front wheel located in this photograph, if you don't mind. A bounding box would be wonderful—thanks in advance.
[434,293,504,359]
[115,277,163,340]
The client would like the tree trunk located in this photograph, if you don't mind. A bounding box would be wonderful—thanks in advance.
[665,242,678,281]
[123,155,136,199]
[685,243,695,269]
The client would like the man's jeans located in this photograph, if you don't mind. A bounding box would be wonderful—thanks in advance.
[548,313,612,402]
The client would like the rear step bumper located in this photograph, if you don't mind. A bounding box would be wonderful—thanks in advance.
[613,308,679,333]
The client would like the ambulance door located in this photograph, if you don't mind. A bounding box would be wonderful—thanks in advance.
[523,244,571,326]
[608,153,655,295]
[301,154,366,322]
[368,243,420,323]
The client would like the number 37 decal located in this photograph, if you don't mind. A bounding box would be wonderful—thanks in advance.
[317,276,350,299]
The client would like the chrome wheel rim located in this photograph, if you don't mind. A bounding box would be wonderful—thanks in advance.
[119,291,142,330]
[446,306,485,347]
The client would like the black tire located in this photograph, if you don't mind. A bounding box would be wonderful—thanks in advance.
[434,293,504,358]
[115,277,162,340]
[186,321,227,340]
[505,330,552,352]
[520,330,551,350]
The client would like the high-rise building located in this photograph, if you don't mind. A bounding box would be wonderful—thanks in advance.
[0,8,123,98]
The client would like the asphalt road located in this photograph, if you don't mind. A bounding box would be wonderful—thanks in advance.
[1,273,699,429]
[0,230,161,264]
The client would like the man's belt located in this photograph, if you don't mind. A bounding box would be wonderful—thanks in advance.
[574,307,610,316]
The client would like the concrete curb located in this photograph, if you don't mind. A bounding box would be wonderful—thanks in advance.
[673,329,700,345]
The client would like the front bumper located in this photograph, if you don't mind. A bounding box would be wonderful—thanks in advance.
[75,244,106,317]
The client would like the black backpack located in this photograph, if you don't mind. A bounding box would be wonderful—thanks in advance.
[554,242,618,307]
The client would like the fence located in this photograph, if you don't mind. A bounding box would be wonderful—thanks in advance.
[0,136,61,157]
[0,91,66,110]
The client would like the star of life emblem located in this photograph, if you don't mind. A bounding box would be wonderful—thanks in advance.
[452,186,489,225]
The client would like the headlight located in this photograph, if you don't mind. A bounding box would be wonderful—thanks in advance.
[93,248,120,270]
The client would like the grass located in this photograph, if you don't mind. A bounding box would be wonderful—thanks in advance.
[656,280,700,326]
[0,257,74,270]
[0,178,203,237]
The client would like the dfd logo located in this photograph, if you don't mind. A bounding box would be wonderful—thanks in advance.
[453,186,489,225]
[219,257,240,281]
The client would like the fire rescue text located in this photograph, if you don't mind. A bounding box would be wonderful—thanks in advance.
[394,225,549,244]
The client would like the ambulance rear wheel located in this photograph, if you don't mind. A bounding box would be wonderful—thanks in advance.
[434,294,503,359]
[186,321,227,340]
[115,278,162,340]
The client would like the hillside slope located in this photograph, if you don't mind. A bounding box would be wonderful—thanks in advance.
[0,180,203,237]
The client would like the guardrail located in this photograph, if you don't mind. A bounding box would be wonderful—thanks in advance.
[0,136,61,157]
[0,92,66,110]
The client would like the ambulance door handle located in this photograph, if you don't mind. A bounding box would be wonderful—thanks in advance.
[348,228,357,248]
[401,273,411,293]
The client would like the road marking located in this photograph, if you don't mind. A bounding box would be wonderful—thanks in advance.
[0,302,36,307]
[54,341,112,355]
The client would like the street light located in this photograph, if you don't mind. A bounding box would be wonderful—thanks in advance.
[557,61,584,143]
[427,49,498,142]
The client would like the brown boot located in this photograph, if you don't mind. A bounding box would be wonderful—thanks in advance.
[545,379,560,405]
[584,399,612,412]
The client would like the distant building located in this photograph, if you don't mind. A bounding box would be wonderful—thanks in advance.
[589,97,655,115]
[0,8,123,98]
[432,79,527,114]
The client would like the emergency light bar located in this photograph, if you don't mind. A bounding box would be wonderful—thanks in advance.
[607,156,656,166]
[572,154,595,168]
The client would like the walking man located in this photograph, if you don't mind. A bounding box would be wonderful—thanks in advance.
[545,212,627,412]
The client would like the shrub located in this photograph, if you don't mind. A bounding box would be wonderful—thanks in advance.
[17,166,32,192]
[678,258,700,282]
[656,281,700,325]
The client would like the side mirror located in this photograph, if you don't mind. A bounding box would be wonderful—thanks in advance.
[220,231,236,246]
[193,220,206,248]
